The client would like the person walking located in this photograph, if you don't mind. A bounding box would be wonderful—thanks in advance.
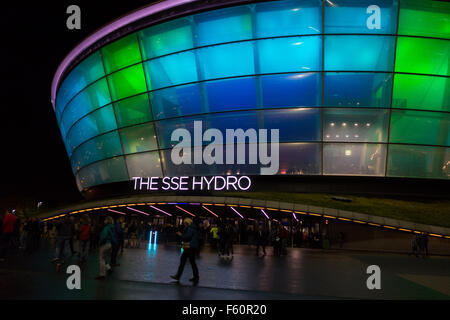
[170,218,199,285]
[110,217,123,267]
[255,225,268,256]
[51,216,74,270]
[78,215,91,264]
[210,224,219,250]
[96,216,117,280]
[0,209,17,262]
[409,234,419,258]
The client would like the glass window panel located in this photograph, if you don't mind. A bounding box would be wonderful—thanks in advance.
[258,36,321,74]
[101,34,142,74]
[325,0,397,34]
[155,111,260,149]
[114,93,153,128]
[77,156,129,189]
[387,145,450,179]
[398,0,450,39]
[107,64,147,101]
[70,131,123,172]
[323,108,389,142]
[206,77,257,112]
[126,151,163,178]
[155,114,206,150]
[278,143,321,175]
[194,6,252,46]
[144,51,198,90]
[197,42,254,80]
[139,18,194,60]
[261,73,321,108]
[67,105,117,151]
[325,35,395,71]
[389,110,450,146]
[392,74,450,112]
[254,0,321,38]
[160,144,262,176]
[56,51,105,116]
[323,143,386,175]
[261,108,321,142]
[395,37,449,76]
[61,79,112,137]
[324,73,393,108]
[150,84,202,120]
[120,123,158,154]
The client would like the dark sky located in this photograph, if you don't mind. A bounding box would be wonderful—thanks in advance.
[1,1,158,207]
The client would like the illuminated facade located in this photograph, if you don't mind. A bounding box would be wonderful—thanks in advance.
[51,0,450,192]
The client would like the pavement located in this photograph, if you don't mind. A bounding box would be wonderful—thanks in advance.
[0,241,449,300]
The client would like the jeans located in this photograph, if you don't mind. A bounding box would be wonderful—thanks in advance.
[99,243,112,276]
[175,248,199,280]
[55,237,71,261]
[79,240,89,261]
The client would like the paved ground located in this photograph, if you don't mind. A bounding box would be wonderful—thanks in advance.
[0,241,449,300]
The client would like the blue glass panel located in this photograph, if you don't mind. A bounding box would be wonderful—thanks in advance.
[197,42,255,80]
[77,156,128,189]
[55,51,105,118]
[145,51,198,90]
[261,73,321,107]
[325,35,395,71]
[139,18,194,60]
[206,77,257,112]
[205,111,259,137]
[194,5,252,46]
[324,73,393,107]
[261,108,321,142]
[70,131,123,172]
[258,36,321,74]
[150,84,202,120]
[67,105,117,152]
[61,79,112,137]
[255,0,321,38]
[155,114,206,149]
[325,0,397,34]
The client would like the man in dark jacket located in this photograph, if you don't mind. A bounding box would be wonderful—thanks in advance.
[51,216,73,264]
[110,217,123,267]
[170,218,199,285]
[255,225,268,256]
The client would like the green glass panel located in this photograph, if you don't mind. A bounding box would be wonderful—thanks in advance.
[114,93,153,128]
[398,0,450,39]
[107,64,148,101]
[139,18,194,60]
[395,37,450,76]
[387,145,449,179]
[120,123,158,154]
[101,34,142,73]
[393,74,450,112]
[389,110,450,146]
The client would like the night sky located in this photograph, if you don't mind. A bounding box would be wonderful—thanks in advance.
[1,1,158,208]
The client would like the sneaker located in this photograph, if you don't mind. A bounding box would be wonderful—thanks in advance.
[170,275,180,281]
[189,278,199,285]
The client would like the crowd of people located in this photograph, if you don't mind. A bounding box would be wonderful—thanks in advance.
[0,208,432,284]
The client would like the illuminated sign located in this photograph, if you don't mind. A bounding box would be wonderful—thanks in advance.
[132,176,252,191]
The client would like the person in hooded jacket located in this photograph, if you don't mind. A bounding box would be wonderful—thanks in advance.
[170,218,199,285]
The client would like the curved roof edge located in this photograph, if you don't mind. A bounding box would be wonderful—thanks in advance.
[37,195,450,237]
[51,0,198,109]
